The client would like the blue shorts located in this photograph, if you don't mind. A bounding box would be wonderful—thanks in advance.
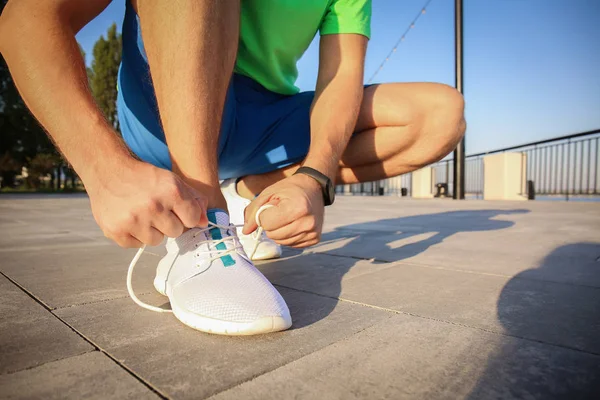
[117,74,315,180]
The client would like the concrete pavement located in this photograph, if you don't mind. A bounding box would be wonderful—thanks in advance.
[1,194,599,399]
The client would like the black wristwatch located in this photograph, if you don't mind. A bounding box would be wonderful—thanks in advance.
[294,166,335,206]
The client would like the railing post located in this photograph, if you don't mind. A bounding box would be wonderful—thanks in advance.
[566,139,570,201]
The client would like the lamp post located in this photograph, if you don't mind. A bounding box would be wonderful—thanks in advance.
[453,0,465,199]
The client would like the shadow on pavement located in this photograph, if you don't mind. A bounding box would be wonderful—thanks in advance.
[466,242,600,399]
[263,209,530,329]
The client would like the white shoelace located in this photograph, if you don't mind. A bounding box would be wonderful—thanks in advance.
[126,204,273,313]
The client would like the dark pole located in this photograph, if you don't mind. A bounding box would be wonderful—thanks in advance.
[453,0,466,199]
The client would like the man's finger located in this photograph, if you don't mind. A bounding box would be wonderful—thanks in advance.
[272,231,309,246]
[173,196,205,228]
[266,218,308,240]
[132,226,164,247]
[242,193,277,234]
[152,211,185,238]
[257,200,299,231]
[289,237,319,249]
[195,196,209,227]
[114,234,144,249]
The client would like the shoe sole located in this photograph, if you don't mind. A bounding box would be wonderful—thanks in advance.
[153,276,292,336]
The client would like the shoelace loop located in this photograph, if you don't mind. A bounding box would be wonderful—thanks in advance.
[126,204,274,313]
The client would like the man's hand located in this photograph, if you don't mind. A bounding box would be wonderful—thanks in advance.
[243,174,324,248]
[87,160,208,248]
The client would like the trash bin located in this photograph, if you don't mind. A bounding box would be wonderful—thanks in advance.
[400,188,408,197]
[527,180,535,200]
[378,187,384,196]
[435,183,448,198]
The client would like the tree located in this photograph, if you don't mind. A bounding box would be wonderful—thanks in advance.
[0,152,19,188]
[0,0,54,187]
[90,23,122,132]
[0,1,121,191]
[26,153,58,189]
[79,44,94,84]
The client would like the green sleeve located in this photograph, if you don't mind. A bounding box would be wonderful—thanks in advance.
[319,0,372,39]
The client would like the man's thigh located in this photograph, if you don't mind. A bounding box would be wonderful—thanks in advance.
[355,82,460,132]
[217,75,315,180]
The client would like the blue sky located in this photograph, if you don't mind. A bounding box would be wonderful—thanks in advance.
[77,0,600,154]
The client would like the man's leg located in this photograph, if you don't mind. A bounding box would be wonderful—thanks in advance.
[130,1,292,335]
[236,82,466,198]
[133,0,239,210]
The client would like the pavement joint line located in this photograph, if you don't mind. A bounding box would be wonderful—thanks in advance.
[0,271,55,310]
[273,283,600,358]
[0,271,170,399]
[0,240,112,253]
[51,292,154,310]
[0,350,95,376]
[318,251,600,290]
[208,314,395,400]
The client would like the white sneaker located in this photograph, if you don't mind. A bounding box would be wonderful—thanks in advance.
[127,209,292,336]
[221,178,282,261]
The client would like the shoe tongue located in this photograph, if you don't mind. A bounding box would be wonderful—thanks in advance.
[172,209,233,252]
[207,209,233,242]
[206,209,237,267]
[207,209,230,226]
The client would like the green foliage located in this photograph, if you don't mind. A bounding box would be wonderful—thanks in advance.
[0,1,121,191]
[78,44,94,84]
[25,153,59,189]
[0,0,54,187]
[90,23,122,132]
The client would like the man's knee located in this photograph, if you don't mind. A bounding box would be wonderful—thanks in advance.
[432,84,465,132]
[400,84,465,168]
[423,84,465,159]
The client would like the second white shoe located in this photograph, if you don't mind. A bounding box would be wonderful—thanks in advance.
[221,178,282,261]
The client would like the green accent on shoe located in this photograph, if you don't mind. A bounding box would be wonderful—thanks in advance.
[207,209,236,267]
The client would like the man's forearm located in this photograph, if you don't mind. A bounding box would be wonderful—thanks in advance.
[135,1,239,195]
[0,1,133,184]
[304,73,364,181]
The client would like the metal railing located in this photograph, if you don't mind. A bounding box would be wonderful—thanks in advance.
[337,129,600,200]
[435,129,600,199]
[433,157,484,198]
[336,174,412,197]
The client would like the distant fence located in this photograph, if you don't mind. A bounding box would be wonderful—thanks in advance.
[336,129,600,200]
[336,174,412,197]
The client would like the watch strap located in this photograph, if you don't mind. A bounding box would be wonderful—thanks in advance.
[294,166,333,205]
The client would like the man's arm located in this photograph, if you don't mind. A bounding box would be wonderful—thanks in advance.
[304,34,367,180]
[0,0,206,247]
[243,34,367,247]
[0,0,127,180]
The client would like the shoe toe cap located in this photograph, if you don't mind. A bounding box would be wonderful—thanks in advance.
[171,274,290,324]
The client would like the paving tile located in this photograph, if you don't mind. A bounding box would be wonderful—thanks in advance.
[0,275,93,374]
[0,226,98,251]
[0,351,160,399]
[256,252,390,296]
[312,207,600,287]
[55,287,392,399]
[329,261,600,354]
[2,195,599,399]
[259,243,600,354]
[0,195,98,246]
[0,245,164,309]
[210,314,600,400]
